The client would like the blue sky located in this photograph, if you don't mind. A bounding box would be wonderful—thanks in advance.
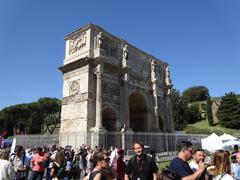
[0,0,240,109]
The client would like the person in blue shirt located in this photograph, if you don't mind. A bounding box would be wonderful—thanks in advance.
[169,140,205,180]
[232,153,240,180]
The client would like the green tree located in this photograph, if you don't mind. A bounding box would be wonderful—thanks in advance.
[171,89,188,130]
[207,97,214,126]
[0,97,61,135]
[187,104,202,124]
[182,86,209,103]
[0,104,32,136]
[37,97,61,134]
[217,92,240,129]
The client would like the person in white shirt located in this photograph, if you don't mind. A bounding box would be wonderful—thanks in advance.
[189,148,205,172]
[9,145,29,180]
[109,147,118,167]
[0,148,15,180]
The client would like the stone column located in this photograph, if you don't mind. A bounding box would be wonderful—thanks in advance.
[91,62,106,149]
[151,59,160,130]
[123,80,130,129]
[152,83,160,130]
[95,63,103,128]
[121,44,131,131]
[122,71,132,130]
[165,65,174,132]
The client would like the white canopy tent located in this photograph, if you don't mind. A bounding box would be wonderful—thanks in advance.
[220,133,237,142]
[201,133,223,153]
[223,140,240,147]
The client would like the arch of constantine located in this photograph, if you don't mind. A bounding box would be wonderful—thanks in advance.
[59,24,174,148]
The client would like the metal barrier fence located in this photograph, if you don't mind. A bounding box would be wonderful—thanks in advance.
[15,132,207,153]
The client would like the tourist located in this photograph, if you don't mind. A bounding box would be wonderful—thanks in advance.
[0,148,15,180]
[72,148,81,179]
[65,155,73,180]
[79,144,88,176]
[102,150,116,180]
[208,150,234,180]
[109,146,118,166]
[232,153,240,179]
[87,151,108,180]
[188,148,208,180]
[50,151,67,180]
[30,147,47,180]
[86,148,94,175]
[115,148,126,180]
[189,149,205,171]
[10,145,30,180]
[169,140,205,179]
[125,142,158,180]
[46,144,58,180]
[231,145,239,163]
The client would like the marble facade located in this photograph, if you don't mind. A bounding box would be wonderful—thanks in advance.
[59,24,174,147]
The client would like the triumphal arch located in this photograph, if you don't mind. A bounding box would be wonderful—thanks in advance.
[59,24,174,148]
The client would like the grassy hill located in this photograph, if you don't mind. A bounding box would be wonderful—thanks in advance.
[185,119,240,138]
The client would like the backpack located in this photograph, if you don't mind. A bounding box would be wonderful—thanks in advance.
[159,167,181,180]
[80,149,88,160]
[55,163,66,179]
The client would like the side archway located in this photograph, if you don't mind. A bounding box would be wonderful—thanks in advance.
[102,107,117,131]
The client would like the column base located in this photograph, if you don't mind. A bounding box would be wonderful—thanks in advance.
[120,127,132,132]
[91,125,106,132]
[152,128,162,132]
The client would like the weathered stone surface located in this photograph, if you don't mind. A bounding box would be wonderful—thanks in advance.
[59,23,174,147]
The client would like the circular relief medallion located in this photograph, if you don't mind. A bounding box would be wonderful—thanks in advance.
[70,81,80,94]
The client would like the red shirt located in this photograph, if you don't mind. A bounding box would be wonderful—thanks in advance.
[31,152,46,172]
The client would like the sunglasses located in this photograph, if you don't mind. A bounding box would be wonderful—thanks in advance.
[186,149,193,153]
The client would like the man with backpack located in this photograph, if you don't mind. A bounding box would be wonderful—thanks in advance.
[125,142,158,180]
[10,145,30,180]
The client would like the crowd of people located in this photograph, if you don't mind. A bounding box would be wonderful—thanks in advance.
[164,141,240,180]
[1,141,240,180]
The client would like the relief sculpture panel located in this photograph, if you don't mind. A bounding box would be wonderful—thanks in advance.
[69,80,80,95]
[69,32,87,55]
[102,80,120,96]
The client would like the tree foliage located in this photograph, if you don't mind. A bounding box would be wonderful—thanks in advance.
[182,86,209,103]
[37,97,61,134]
[217,92,240,129]
[187,104,202,124]
[0,97,61,136]
[207,97,214,126]
[171,89,188,130]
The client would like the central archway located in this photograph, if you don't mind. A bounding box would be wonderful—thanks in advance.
[129,91,148,132]
[102,107,117,131]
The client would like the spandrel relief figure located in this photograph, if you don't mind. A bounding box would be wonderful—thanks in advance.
[122,44,129,68]
[97,32,104,49]
[123,44,128,60]
[165,65,172,85]
[151,59,156,80]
